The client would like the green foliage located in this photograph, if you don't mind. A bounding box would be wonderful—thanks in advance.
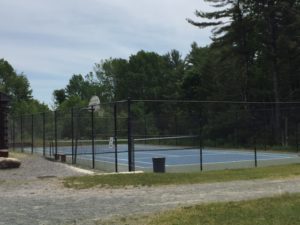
[188,0,300,102]
[54,50,186,109]
[0,59,32,101]
[94,58,129,100]
[0,58,49,115]
[187,0,300,144]
[53,89,66,106]
[58,95,87,110]
[53,73,103,110]
[11,99,49,115]
[182,43,214,100]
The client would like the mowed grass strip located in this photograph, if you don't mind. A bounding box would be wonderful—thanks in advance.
[144,194,300,225]
[95,194,300,225]
[63,163,300,189]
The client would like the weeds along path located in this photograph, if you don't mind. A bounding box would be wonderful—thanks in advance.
[1,154,300,225]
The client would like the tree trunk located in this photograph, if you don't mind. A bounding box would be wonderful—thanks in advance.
[271,60,281,144]
[267,0,281,144]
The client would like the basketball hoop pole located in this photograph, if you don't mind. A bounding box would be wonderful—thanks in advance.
[74,106,92,165]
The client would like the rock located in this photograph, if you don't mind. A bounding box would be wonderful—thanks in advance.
[0,157,21,169]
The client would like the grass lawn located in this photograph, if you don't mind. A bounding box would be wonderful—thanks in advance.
[63,163,300,189]
[99,193,300,225]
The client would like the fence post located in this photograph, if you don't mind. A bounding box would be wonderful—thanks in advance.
[199,110,203,171]
[43,112,45,157]
[74,109,80,164]
[254,136,258,167]
[12,118,15,151]
[20,115,23,152]
[54,110,57,156]
[127,98,134,171]
[296,122,299,152]
[71,108,74,164]
[91,105,95,169]
[175,115,178,145]
[31,114,34,154]
[114,102,118,172]
[144,117,147,144]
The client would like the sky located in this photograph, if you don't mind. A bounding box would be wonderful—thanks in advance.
[0,0,213,106]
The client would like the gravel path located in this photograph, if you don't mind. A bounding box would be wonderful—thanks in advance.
[1,154,300,225]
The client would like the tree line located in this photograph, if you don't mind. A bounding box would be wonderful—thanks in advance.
[0,59,49,116]
[54,1,300,107]
[2,0,300,147]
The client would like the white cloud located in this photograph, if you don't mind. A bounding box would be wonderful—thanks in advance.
[0,0,213,105]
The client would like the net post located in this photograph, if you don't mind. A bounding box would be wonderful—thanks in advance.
[127,98,134,171]
[42,112,45,157]
[54,110,58,156]
[31,114,34,154]
[91,105,95,169]
[114,102,118,172]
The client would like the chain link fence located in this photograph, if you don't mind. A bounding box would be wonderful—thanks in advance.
[8,100,300,172]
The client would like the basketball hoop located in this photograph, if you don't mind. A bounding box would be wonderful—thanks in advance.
[88,96,100,112]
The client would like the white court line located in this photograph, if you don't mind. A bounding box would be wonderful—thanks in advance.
[135,150,297,159]
[78,154,154,166]
[136,154,199,158]
[202,152,295,159]
[80,150,296,162]
[77,155,129,167]
[203,149,298,157]
[132,160,153,165]
[136,151,202,157]
[165,156,298,167]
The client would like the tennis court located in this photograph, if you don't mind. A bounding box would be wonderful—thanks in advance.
[43,135,300,172]
[70,148,298,171]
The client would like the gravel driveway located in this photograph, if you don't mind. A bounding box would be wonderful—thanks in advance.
[1,154,300,225]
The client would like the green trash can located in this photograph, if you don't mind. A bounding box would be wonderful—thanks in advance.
[152,157,166,173]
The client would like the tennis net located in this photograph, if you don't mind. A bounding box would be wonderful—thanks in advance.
[51,135,200,156]
[133,135,200,152]
[53,139,124,155]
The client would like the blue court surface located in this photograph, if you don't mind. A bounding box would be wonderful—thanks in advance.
[21,137,298,171]
[69,145,299,170]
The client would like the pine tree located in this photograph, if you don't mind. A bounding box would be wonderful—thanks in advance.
[188,0,300,144]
